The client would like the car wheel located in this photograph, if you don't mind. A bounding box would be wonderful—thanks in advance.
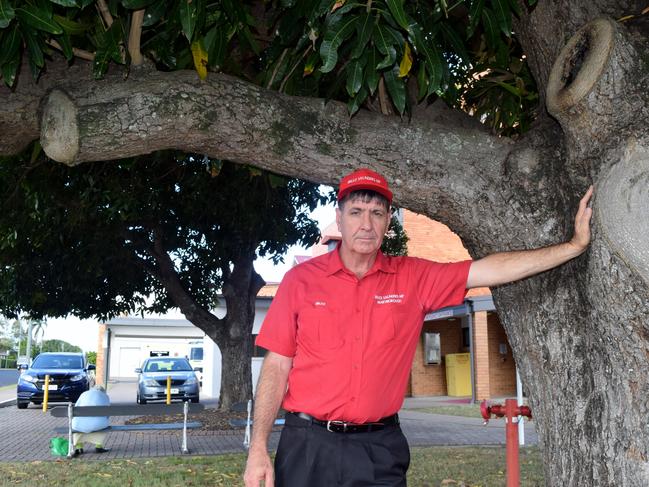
[17,401,28,409]
[137,393,146,405]
[191,397,199,404]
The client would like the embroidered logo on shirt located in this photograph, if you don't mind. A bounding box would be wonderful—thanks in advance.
[374,294,404,304]
[314,301,327,307]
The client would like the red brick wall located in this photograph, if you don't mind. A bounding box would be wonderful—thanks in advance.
[410,318,466,396]
[487,313,517,396]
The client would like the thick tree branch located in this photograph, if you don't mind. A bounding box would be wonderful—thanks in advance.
[32,71,511,224]
[146,226,222,338]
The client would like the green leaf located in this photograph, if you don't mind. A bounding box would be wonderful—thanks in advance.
[0,0,16,29]
[22,27,44,69]
[508,0,521,16]
[142,0,168,27]
[53,15,87,35]
[1,56,19,87]
[122,0,157,8]
[383,67,405,114]
[204,24,227,69]
[439,22,469,64]
[55,32,74,60]
[416,63,428,101]
[319,14,357,73]
[385,0,410,33]
[481,7,500,48]
[347,86,367,116]
[373,25,397,69]
[16,6,63,35]
[468,0,485,38]
[179,0,198,42]
[0,25,20,66]
[492,0,512,37]
[49,0,78,6]
[345,58,364,96]
[350,13,373,59]
[411,25,442,94]
[365,48,379,94]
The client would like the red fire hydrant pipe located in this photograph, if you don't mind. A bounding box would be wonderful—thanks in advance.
[480,398,532,487]
[505,399,520,487]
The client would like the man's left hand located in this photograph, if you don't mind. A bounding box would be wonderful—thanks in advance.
[569,185,594,252]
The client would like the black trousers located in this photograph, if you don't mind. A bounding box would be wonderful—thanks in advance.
[275,413,410,487]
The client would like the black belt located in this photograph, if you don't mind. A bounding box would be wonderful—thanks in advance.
[292,412,399,433]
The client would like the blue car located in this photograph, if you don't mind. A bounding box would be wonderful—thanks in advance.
[136,357,199,404]
[17,352,95,409]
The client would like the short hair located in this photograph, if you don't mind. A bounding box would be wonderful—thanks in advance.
[338,190,390,211]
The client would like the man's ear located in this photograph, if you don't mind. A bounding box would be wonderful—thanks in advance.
[335,207,342,231]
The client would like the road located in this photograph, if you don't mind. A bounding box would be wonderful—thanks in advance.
[0,369,19,387]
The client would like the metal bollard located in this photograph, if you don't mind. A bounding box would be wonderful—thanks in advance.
[481,399,532,487]
[42,375,50,412]
[166,376,171,405]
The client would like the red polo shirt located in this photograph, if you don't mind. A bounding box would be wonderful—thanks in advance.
[256,248,471,423]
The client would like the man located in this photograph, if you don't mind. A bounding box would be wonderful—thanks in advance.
[244,168,593,486]
[71,384,111,456]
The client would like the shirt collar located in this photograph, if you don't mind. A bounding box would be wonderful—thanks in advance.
[326,242,397,277]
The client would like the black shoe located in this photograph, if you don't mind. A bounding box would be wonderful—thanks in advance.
[94,447,110,453]
[72,448,83,457]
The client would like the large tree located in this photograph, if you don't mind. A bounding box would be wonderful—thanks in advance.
[0,154,328,409]
[0,0,648,484]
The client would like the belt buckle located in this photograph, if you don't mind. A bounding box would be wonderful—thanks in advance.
[326,420,347,433]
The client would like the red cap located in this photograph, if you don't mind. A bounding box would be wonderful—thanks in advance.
[337,168,393,203]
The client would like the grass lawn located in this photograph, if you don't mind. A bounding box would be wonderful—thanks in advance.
[410,404,483,418]
[0,446,543,486]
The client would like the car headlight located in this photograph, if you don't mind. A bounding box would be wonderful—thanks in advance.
[69,374,85,382]
[20,374,36,383]
[185,377,197,385]
[144,379,159,387]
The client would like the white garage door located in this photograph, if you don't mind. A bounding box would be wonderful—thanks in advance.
[118,347,141,378]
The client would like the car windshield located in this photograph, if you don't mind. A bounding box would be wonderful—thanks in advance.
[31,355,83,369]
[144,359,192,372]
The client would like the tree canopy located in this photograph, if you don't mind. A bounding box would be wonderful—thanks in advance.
[0,152,328,319]
[0,0,538,137]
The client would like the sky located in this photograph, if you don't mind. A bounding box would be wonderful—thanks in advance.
[42,200,337,353]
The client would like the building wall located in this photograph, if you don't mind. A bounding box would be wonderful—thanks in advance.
[410,318,465,396]
[487,312,517,396]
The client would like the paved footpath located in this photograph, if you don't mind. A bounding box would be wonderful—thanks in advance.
[0,382,537,462]
[0,407,538,463]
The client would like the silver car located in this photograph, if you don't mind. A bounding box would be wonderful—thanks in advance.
[135,357,200,404]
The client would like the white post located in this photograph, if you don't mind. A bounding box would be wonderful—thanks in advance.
[67,402,74,458]
[181,401,189,454]
[244,399,252,449]
[516,368,525,446]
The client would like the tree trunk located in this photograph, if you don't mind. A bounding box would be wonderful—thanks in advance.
[142,230,263,410]
[219,252,265,410]
[219,336,255,411]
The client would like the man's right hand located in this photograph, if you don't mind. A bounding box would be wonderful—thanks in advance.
[244,448,274,487]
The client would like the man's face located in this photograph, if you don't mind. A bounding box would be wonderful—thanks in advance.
[336,197,390,257]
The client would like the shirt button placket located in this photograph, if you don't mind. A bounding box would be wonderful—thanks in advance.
[350,280,364,416]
